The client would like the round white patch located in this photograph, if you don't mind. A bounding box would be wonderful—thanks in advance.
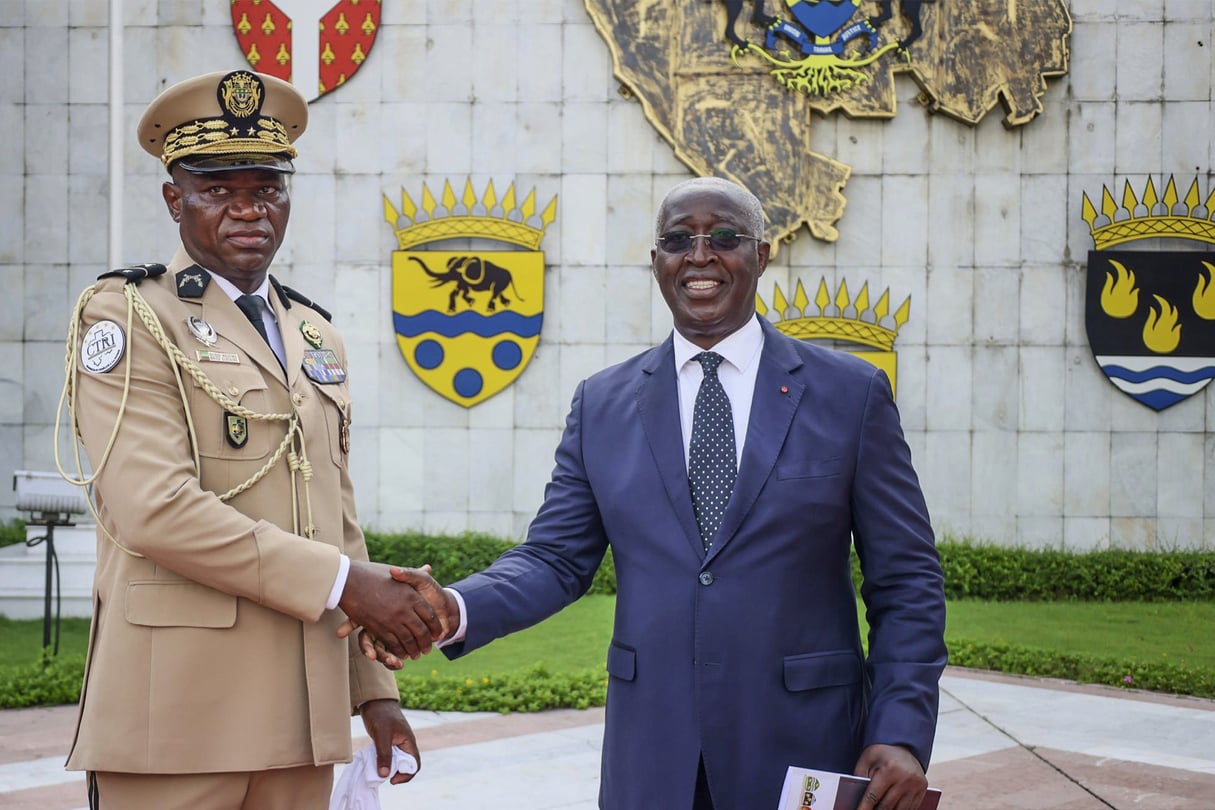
[81,320,126,373]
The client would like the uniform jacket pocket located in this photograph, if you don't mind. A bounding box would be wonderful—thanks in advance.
[125,580,237,628]
[776,456,842,480]
[606,642,637,682]
[783,650,862,692]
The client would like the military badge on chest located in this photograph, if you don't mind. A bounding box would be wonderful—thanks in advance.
[225,411,249,448]
[298,320,347,384]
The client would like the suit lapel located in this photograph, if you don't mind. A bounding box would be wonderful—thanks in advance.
[636,338,706,559]
[706,321,804,562]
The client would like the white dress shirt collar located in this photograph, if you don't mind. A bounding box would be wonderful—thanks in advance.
[206,271,276,323]
[672,313,764,374]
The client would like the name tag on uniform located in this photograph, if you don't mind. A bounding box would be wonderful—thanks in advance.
[197,350,240,364]
[302,349,346,384]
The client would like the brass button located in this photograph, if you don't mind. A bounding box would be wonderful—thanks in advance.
[227,385,239,397]
[292,393,303,406]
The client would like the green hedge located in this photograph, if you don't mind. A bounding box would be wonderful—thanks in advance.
[0,519,26,549]
[0,652,85,709]
[396,664,608,712]
[364,531,617,596]
[7,639,1210,711]
[935,540,1215,601]
[366,531,1214,602]
[947,637,1215,699]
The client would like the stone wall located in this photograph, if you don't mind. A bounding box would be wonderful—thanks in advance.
[2,1,1213,549]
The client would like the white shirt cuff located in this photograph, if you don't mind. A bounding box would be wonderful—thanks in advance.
[326,554,351,610]
[437,587,468,647]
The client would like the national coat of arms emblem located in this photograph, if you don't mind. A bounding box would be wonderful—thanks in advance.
[384,180,557,408]
[584,0,1072,248]
[1082,176,1215,411]
[758,277,910,396]
[231,0,380,101]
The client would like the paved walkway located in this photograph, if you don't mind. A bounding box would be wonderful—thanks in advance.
[2,668,1213,809]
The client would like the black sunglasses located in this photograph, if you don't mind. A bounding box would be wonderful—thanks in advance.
[656,227,761,253]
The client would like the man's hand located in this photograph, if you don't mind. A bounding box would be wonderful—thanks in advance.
[341,566,461,670]
[337,561,448,661]
[854,744,928,810]
[359,698,420,784]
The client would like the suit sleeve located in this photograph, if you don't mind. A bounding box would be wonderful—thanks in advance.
[850,368,947,768]
[74,284,340,622]
[444,380,609,657]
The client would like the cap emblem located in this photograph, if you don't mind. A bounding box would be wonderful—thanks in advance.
[220,71,262,119]
[158,70,297,169]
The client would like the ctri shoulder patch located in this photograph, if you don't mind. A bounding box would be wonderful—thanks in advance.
[97,263,167,284]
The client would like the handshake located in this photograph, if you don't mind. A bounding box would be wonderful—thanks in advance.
[336,561,460,670]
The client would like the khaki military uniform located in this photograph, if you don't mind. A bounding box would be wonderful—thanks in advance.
[65,247,397,775]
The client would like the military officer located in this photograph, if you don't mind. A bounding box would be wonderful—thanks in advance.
[59,69,447,809]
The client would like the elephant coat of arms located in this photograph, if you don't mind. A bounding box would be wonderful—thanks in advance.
[385,180,557,408]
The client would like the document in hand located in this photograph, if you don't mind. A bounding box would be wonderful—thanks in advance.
[777,766,942,810]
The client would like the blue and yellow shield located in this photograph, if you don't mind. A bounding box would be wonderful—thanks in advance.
[392,250,544,407]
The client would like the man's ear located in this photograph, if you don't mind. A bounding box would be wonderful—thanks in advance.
[162,180,182,223]
[756,241,771,275]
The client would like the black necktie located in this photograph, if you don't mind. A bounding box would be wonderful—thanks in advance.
[688,351,737,550]
[235,294,271,347]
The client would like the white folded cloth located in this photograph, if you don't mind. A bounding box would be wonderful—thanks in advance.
[328,744,420,810]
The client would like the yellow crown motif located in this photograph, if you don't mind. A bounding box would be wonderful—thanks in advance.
[1082,175,1215,250]
[383,179,558,250]
[757,278,910,351]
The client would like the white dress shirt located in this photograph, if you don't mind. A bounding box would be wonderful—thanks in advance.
[672,313,765,469]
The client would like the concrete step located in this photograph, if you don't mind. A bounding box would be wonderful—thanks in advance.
[0,526,96,620]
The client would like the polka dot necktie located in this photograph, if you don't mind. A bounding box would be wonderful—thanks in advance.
[688,351,737,550]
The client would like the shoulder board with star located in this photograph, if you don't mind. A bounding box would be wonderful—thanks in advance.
[271,276,333,322]
[97,263,166,285]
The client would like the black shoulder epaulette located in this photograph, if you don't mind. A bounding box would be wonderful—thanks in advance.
[97,263,166,284]
[271,276,333,322]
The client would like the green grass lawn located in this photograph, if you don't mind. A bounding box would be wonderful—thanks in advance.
[4,596,1214,676]
[943,599,1215,671]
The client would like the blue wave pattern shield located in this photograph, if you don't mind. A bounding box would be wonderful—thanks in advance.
[1084,250,1215,411]
[393,250,544,407]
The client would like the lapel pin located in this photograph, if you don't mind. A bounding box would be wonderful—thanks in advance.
[187,316,218,346]
[300,320,323,348]
[780,385,789,394]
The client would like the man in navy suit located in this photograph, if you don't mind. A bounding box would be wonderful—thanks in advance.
[373,177,946,809]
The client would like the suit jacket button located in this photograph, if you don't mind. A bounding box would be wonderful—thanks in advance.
[698,572,714,586]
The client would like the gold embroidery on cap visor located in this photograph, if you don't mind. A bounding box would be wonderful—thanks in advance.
[160,71,298,169]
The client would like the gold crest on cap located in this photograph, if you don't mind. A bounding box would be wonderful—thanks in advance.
[220,71,262,118]
[138,69,307,170]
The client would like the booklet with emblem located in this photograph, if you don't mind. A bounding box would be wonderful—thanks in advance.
[777,766,942,810]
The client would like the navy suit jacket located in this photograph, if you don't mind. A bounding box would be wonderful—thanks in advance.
[446,318,947,809]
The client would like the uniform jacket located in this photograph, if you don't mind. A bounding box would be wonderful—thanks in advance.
[445,318,947,809]
[65,247,398,774]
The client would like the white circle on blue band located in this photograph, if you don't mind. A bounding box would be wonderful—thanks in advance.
[81,320,126,373]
